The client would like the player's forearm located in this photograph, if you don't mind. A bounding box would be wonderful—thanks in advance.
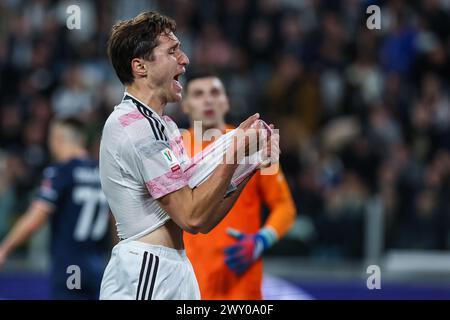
[159,121,267,233]
[189,162,239,227]
[158,161,239,233]
[199,170,256,234]
[265,199,297,239]
[0,212,40,255]
[187,133,247,224]
[0,202,50,256]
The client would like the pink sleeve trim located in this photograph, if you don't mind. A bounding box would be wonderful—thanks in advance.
[119,110,145,127]
[145,169,188,199]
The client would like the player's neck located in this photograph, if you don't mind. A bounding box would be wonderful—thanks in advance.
[59,147,88,162]
[126,83,165,116]
[191,121,226,135]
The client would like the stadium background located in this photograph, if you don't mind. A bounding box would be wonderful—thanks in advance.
[1,0,450,299]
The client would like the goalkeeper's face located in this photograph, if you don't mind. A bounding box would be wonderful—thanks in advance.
[183,77,229,129]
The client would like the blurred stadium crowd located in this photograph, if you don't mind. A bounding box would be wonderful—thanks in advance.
[0,0,449,262]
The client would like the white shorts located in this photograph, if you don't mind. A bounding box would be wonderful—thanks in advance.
[100,241,200,300]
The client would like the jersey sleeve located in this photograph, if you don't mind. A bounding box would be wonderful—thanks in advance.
[35,165,71,208]
[122,134,189,199]
[258,167,297,238]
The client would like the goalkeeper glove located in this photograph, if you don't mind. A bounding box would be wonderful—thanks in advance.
[224,227,277,275]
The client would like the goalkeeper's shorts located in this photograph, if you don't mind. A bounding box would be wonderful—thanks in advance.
[99,240,200,300]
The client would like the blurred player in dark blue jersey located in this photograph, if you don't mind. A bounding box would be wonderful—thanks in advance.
[0,118,112,299]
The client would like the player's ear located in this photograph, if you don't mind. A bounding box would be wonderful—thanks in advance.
[131,58,147,78]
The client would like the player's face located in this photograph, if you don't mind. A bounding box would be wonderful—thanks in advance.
[145,32,189,103]
[183,77,229,129]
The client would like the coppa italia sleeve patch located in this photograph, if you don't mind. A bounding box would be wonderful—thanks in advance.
[161,148,181,172]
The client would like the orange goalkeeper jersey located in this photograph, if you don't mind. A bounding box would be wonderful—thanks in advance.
[182,125,296,300]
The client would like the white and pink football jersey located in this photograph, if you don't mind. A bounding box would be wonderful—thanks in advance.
[100,92,271,241]
[99,93,191,240]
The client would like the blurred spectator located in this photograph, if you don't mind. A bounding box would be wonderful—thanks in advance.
[51,65,95,118]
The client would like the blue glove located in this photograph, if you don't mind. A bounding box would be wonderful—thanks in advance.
[224,227,277,275]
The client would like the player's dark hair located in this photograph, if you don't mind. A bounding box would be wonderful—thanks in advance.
[107,11,176,85]
[184,71,220,91]
[57,117,84,132]
[53,117,86,147]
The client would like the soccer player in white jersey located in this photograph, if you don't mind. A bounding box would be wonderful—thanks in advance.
[99,11,279,300]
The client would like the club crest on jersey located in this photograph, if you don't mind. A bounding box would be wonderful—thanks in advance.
[161,148,180,172]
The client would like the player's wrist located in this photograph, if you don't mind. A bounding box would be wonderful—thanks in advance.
[227,133,248,164]
[223,142,241,167]
[256,226,278,252]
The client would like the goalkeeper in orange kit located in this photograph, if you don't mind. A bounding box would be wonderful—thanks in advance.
[182,72,297,299]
